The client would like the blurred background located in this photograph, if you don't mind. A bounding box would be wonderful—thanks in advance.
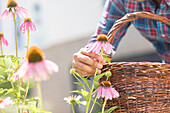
[0,0,161,113]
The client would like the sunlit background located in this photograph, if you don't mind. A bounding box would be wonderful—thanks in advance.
[0,0,161,113]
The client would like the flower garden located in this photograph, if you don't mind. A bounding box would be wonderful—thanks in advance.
[0,1,119,113]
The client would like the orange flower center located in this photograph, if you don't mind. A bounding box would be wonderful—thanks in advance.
[0,99,3,103]
[96,34,108,41]
[100,81,111,87]
[7,0,18,8]
[0,33,4,37]
[24,18,32,23]
[26,46,44,63]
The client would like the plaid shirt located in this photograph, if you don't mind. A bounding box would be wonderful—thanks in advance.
[89,0,170,63]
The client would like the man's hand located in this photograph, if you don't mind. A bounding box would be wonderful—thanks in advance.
[72,48,106,77]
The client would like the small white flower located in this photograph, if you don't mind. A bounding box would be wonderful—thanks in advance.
[64,95,82,105]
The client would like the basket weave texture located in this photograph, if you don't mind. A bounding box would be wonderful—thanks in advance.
[101,62,170,113]
[100,11,170,112]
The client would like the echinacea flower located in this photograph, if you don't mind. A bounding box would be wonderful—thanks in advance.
[87,34,115,55]
[0,32,8,46]
[92,81,119,100]
[16,46,59,82]
[0,0,29,20]
[0,97,13,108]
[19,18,37,33]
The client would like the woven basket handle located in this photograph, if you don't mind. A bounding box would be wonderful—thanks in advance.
[107,11,170,44]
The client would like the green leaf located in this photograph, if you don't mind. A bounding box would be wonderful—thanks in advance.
[92,99,101,107]
[94,73,105,82]
[20,105,51,113]
[0,80,10,84]
[105,71,112,80]
[95,106,118,113]
[7,55,19,67]
[0,65,5,69]
[105,106,118,113]
[75,72,91,90]
[70,68,76,74]
[20,86,26,92]
[93,80,100,88]
[0,55,5,58]
[0,75,5,79]
[102,54,111,63]
[71,90,81,94]
[26,98,39,102]
[74,82,84,87]
[81,89,90,102]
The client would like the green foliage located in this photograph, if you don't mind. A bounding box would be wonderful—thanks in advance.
[20,105,51,113]
[102,54,111,63]
[7,55,19,67]
[70,68,116,113]
[96,106,118,113]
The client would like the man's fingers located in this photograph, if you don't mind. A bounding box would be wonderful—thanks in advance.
[73,68,92,77]
[73,53,103,69]
[72,60,101,74]
[80,48,106,64]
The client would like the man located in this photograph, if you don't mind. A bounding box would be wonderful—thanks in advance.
[72,0,170,77]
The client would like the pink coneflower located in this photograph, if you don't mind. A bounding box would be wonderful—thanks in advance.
[0,97,13,108]
[19,18,37,33]
[0,33,8,46]
[87,34,115,55]
[0,0,29,20]
[92,81,119,100]
[17,46,59,82]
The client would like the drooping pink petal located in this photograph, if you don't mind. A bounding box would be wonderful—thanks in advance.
[34,61,48,81]
[25,22,29,31]
[29,22,34,31]
[15,7,27,18]
[1,36,9,46]
[18,62,29,80]
[19,23,24,32]
[31,22,37,31]
[0,9,10,21]
[105,87,112,100]
[97,87,102,99]
[44,60,59,74]
[110,87,119,98]
[101,87,106,98]
[22,22,26,34]
[17,6,29,15]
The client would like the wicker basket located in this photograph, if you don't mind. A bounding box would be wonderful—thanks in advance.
[101,12,170,113]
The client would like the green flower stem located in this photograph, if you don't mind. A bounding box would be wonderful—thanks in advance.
[73,73,85,90]
[1,109,5,113]
[24,78,30,104]
[9,80,14,89]
[0,41,6,67]
[102,98,107,113]
[26,29,30,52]
[89,95,98,113]
[37,82,43,111]
[0,41,3,55]
[12,13,18,58]
[71,103,75,113]
[86,68,98,113]
[17,78,21,113]
[100,47,104,55]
